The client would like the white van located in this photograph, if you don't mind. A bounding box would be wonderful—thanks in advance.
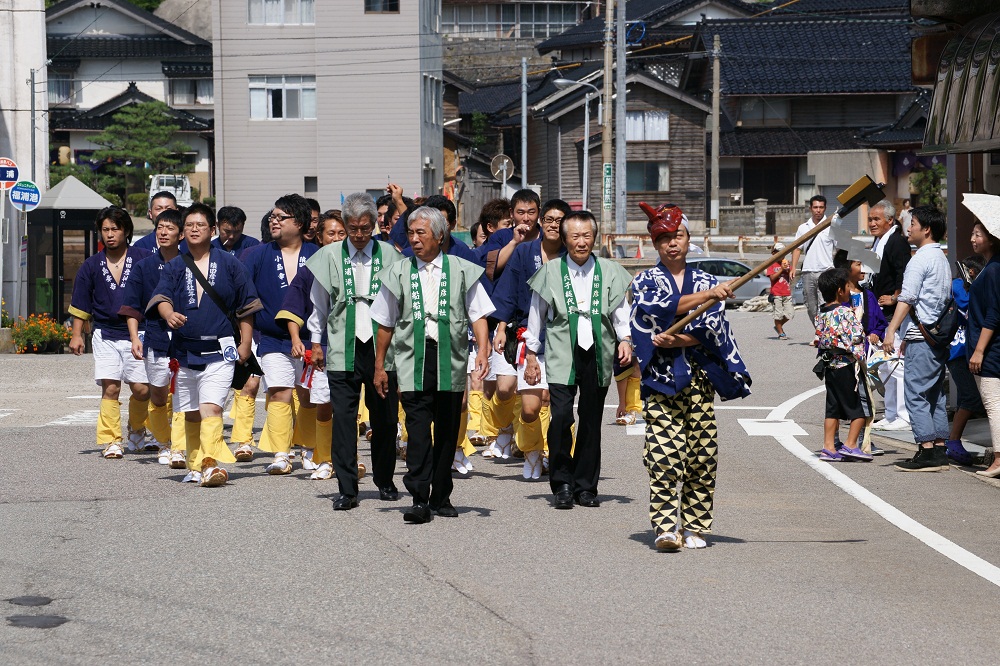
[148,174,194,209]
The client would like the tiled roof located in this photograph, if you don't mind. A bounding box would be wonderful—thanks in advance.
[47,36,211,59]
[857,91,930,148]
[537,0,757,54]
[699,18,913,95]
[162,61,213,78]
[764,0,909,17]
[459,81,529,115]
[51,83,212,132]
[719,127,863,156]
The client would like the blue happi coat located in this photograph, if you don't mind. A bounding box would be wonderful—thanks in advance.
[630,263,751,400]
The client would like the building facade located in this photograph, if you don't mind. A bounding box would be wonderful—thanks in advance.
[212,0,443,220]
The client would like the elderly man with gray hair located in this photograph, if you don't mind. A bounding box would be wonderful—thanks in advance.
[306,192,406,510]
[867,198,912,432]
[371,206,494,523]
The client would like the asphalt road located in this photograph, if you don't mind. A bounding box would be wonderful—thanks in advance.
[1,308,998,665]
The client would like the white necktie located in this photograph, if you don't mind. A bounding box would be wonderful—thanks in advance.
[353,248,372,343]
[575,267,594,350]
[421,263,439,342]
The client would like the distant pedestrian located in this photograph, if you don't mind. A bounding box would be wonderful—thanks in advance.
[791,195,834,338]
[883,206,952,472]
[943,255,984,466]
[766,242,793,339]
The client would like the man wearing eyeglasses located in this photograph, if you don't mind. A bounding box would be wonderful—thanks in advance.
[304,193,405,510]
[240,194,319,475]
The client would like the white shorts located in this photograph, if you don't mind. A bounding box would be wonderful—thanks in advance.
[173,361,234,412]
[298,364,330,404]
[144,349,172,388]
[260,352,302,389]
[517,352,548,391]
[490,348,517,378]
[93,328,148,385]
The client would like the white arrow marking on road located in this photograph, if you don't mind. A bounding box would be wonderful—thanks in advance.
[742,385,1000,588]
[0,409,18,420]
[46,410,100,426]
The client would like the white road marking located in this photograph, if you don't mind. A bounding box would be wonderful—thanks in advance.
[738,419,808,437]
[715,405,775,410]
[0,409,18,421]
[45,410,100,426]
[743,385,1000,588]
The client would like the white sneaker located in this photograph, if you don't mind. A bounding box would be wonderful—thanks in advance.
[496,427,514,460]
[168,450,186,469]
[523,450,542,480]
[266,452,293,475]
[300,448,318,471]
[125,428,146,453]
[452,450,469,475]
[182,470,202,484]
[874,418,910,431]
[157,446,171,465]
[310,461,333,480]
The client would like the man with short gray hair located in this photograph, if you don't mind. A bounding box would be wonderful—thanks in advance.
[371,207,494,523]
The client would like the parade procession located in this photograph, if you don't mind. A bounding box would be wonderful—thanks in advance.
[3,0,1000,662]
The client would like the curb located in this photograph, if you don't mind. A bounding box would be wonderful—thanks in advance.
[871,433,1000,489]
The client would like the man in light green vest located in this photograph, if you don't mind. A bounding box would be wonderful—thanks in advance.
[524,210,633,510]
[372,207,494,524]
[306,193,405,510]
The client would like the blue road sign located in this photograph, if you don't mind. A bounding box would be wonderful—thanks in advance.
[9,180,41,212]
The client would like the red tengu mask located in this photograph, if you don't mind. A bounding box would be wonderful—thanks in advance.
[639,202,685,243]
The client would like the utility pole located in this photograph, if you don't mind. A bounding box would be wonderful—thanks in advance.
[614,0,627,234]
[600,0,615,235]
[521,57,527,190]
[710,35,721,235]
[30,68,37,183]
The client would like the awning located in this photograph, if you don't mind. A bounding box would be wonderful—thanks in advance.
[923,11,1000,153]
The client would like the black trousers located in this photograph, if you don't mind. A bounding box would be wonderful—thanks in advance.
[547,345,609,496]
[399,340,464,508]
[327,337,399,497]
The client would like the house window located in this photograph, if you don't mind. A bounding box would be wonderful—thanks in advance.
[248,0,315,25]
[249,75,317,120]
[626,162,669,192]
[170,79,214,106]
[48,72,76,106]
[441,3,579,38]
[625,111,669,141]
[365,0,399,12]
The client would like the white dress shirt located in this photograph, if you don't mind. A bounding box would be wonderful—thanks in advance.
[369,252,495,342]
[306,240,377,344]
[524,255,631,353]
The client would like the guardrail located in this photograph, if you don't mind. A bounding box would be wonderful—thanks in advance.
[603,233,884,260]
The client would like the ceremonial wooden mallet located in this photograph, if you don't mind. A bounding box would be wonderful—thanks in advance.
[664,174,887,335]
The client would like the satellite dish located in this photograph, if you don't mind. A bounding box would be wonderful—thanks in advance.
[490,154,514,183]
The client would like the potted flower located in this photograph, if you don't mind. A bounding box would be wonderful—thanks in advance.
[11,313,71,354]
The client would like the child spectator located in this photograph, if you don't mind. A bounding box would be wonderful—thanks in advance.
[767,243,794,339]
[814,268,874,462]
[833,249,887,455]
[944,255,985,465]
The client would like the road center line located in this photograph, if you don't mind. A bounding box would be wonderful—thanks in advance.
[749,386,1000,588]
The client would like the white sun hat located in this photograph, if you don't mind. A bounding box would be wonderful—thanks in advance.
[962,193,1000,239]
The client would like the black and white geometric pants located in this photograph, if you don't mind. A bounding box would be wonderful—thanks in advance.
[642,371,719,535]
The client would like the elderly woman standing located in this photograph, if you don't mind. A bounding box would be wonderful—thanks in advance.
[963,194,1000,477]
[630,203,751,552]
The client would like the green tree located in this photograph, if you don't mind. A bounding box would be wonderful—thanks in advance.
[89,101,192,205]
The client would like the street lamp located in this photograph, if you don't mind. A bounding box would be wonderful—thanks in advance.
[554,78,601,211]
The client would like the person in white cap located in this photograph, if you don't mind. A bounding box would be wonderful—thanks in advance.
[766,242,794,339]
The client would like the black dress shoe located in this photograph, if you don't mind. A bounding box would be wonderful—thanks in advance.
[379,486,400,501]
[553,483,574,510]
[403,503,432,524]
[575,491,600,507]
[433,501,459,518]
[333,495,358,511]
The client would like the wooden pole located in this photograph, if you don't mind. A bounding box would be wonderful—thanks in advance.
[664,215,835,334]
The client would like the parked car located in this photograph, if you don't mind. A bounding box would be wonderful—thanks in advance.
[148,174,193,209]
[685,257,773,305]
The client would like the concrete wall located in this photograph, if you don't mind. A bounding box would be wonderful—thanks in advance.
[213,0,441,222]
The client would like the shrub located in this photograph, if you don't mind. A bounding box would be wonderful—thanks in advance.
[1,298,12,328]
[11,313,71,353]
[127,192,148,216]
[202,196,216,209]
